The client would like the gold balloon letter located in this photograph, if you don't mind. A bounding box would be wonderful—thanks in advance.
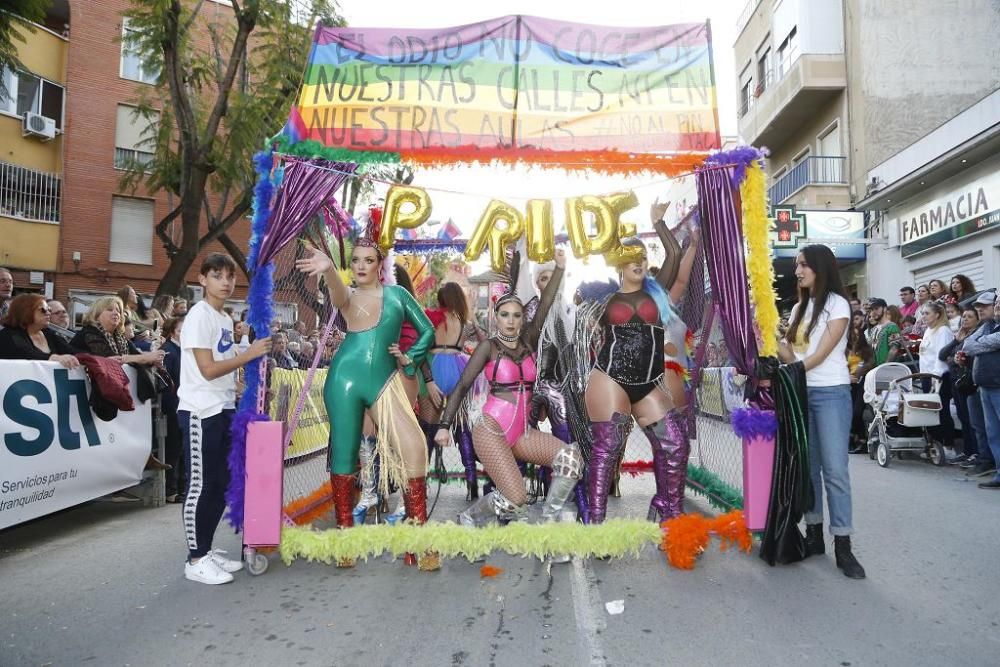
[602,191,644,266]
[564,196,616,258]
[464,200,525,272]
[525,199,555,264]
[380,185,432,252]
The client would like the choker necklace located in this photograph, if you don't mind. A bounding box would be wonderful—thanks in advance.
[496,331,518,343]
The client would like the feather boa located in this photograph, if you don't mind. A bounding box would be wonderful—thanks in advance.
[279,515,751,571]
[704,146,770,188]
[661,510,752,570]
[685,464,744,511]
[225,409,270,529]
[576,279,619,304]
[280,519,663,563]
[740,162,780,357]
[731,407,778,440]
[226,147,278,530]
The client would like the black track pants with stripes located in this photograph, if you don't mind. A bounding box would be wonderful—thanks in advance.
[179,409,234,561]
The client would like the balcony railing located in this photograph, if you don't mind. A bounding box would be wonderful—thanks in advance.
[0,160,61,223]
[769,156,846,204]
[114,147,155,172]
[737,0,762,33]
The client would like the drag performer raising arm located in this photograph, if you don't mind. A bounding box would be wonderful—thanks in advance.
[434,249,583,532]
[296,237,438,570]
[584,200,699,524]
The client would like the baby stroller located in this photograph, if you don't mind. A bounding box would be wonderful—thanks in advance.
[863,362,946,467]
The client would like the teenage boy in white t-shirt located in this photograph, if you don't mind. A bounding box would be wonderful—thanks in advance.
[178,254,271,585]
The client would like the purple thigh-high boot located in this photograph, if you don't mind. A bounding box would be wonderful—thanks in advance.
[454,425,479,500]
[643,408,690,522]
[586,412,632,523]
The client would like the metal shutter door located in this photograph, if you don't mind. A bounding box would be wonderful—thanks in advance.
[912,251,985,291]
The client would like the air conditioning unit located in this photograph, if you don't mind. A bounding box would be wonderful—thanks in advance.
[22,112,57,140]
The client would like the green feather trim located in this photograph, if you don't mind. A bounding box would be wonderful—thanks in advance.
[271,136,400,166]
[279,519,663,564]
[685,464,745,511]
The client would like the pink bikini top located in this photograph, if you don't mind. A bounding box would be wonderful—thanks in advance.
[485,353,537,391]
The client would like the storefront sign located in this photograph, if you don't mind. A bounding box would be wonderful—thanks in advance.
[0,361,151,530]
[770,208,865,260]
[898,170,1000,257]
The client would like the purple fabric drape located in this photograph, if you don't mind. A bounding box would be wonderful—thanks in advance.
[255,158,357,266]
[696,166,771,408]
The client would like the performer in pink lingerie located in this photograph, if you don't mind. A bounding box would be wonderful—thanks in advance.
[434,249,582,533]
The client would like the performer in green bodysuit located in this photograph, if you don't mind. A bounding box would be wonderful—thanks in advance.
[297,232,438,570]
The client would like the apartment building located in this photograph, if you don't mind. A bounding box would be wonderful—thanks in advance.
[735,0,1000,300]
[1,1,250,322]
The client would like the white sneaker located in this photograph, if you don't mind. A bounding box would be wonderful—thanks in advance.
[185,556,234,585]
[207,549,244,573]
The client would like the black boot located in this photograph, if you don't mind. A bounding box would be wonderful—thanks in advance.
[834,535,866,579]
[804,523,825,557]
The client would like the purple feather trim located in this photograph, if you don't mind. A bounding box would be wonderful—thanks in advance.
[577,279,620,304]
[731,407,778,440]
[224,410,270,530]
[703,145,769,187]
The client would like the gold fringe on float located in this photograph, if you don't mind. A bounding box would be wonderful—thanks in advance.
[371,372,427,498]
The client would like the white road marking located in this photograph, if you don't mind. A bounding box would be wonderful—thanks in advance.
[570,557,608,666]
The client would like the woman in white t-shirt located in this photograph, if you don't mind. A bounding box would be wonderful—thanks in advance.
[918,300,956,453]
[777,244,865,579]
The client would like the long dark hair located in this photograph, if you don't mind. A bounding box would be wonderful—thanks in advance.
[950,274,975,300]
[437,282,469,324]
[786,244,847,344]
[393,265,415,295]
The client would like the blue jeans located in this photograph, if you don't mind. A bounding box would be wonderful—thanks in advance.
[967,391,994,465]
[805,384,853,535]
[979,388,1000,481]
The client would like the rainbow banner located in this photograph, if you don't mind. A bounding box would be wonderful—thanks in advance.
[289,15,720,156]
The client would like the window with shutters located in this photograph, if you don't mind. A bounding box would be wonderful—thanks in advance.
[110,196,154,265]
[114,104,158,172]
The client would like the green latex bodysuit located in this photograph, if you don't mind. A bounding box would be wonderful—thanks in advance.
[325,284,434,473]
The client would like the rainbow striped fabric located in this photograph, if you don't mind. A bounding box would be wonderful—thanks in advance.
[289,15,719,157]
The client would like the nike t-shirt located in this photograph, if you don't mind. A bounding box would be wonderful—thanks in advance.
[178,300,238,418]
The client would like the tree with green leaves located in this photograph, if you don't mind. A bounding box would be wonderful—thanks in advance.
[118,0,340,297]
[0,0,51,99]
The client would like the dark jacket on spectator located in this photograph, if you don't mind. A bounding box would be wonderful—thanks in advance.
[70,324,141,358]
[0,326,74,361]
[962,319,1000,388]
[161,339,181,414]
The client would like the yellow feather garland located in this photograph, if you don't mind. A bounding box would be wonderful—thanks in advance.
[740,162,780,357]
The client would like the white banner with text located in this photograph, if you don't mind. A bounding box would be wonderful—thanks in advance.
[0,361,151,530]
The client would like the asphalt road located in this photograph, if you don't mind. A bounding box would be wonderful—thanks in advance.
[2,452,999,667]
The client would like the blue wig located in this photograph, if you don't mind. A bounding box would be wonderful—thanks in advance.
[643,275,677,328]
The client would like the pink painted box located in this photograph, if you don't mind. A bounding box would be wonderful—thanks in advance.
[243,420,284,547]
[742,435,776,531]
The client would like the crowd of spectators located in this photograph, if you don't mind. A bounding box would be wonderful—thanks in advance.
[828,273,999,491]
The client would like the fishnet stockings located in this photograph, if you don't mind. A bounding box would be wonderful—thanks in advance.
[472,416,564,507]
[418,395,441,424]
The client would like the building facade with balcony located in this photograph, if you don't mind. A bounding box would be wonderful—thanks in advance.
[0,4,70,292]
[1,1,250,321]
[735,0,1000,301]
